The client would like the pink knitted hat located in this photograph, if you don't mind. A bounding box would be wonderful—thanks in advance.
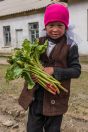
[44,3,69,29]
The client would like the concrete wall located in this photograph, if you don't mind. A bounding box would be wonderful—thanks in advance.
[0,13,44,48]
[0,1,88,55]
[69,1,88,55]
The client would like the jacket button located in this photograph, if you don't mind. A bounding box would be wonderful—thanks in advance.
[32,97,35,101]
[51,100,55,104]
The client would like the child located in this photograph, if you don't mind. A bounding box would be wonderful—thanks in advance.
[19,3,81,132]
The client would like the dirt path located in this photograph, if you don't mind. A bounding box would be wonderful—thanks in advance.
[0,63,88,132]
[0,93,88,132]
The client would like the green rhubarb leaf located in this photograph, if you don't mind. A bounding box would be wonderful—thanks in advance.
[5,65,23,81]
[22,70,35,89]
[28,82,35,90]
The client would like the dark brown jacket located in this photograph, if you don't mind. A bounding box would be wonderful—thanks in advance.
[18,36,81,116]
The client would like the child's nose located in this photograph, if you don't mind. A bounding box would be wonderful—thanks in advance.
[53,27,59,31]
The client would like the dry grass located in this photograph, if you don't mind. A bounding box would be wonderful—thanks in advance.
[0,64,88,94]
[68,71,88,115]
[0,65,24,95]
[0,64,88,116]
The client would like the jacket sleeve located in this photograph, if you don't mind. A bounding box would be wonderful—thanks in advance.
[53,44,81,81]
[18,81,38,110]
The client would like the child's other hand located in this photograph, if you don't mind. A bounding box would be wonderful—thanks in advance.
[43,67,54,75]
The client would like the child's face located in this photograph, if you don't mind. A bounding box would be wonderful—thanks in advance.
[45,22,66,39]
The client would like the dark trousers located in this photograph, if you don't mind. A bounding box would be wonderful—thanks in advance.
[27,108,63,132]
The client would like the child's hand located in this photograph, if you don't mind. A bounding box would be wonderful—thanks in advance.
[43,67,54,75]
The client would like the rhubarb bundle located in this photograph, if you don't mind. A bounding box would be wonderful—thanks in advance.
[5,39,68,95]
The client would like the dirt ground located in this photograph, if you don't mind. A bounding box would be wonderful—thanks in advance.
[0,64,88,132]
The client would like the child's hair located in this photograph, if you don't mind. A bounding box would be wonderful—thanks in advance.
[44,3,69,29]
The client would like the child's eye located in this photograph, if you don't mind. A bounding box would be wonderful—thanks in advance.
[57,24,64,27]
[48,23,64,28]
[49,24,54,27]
